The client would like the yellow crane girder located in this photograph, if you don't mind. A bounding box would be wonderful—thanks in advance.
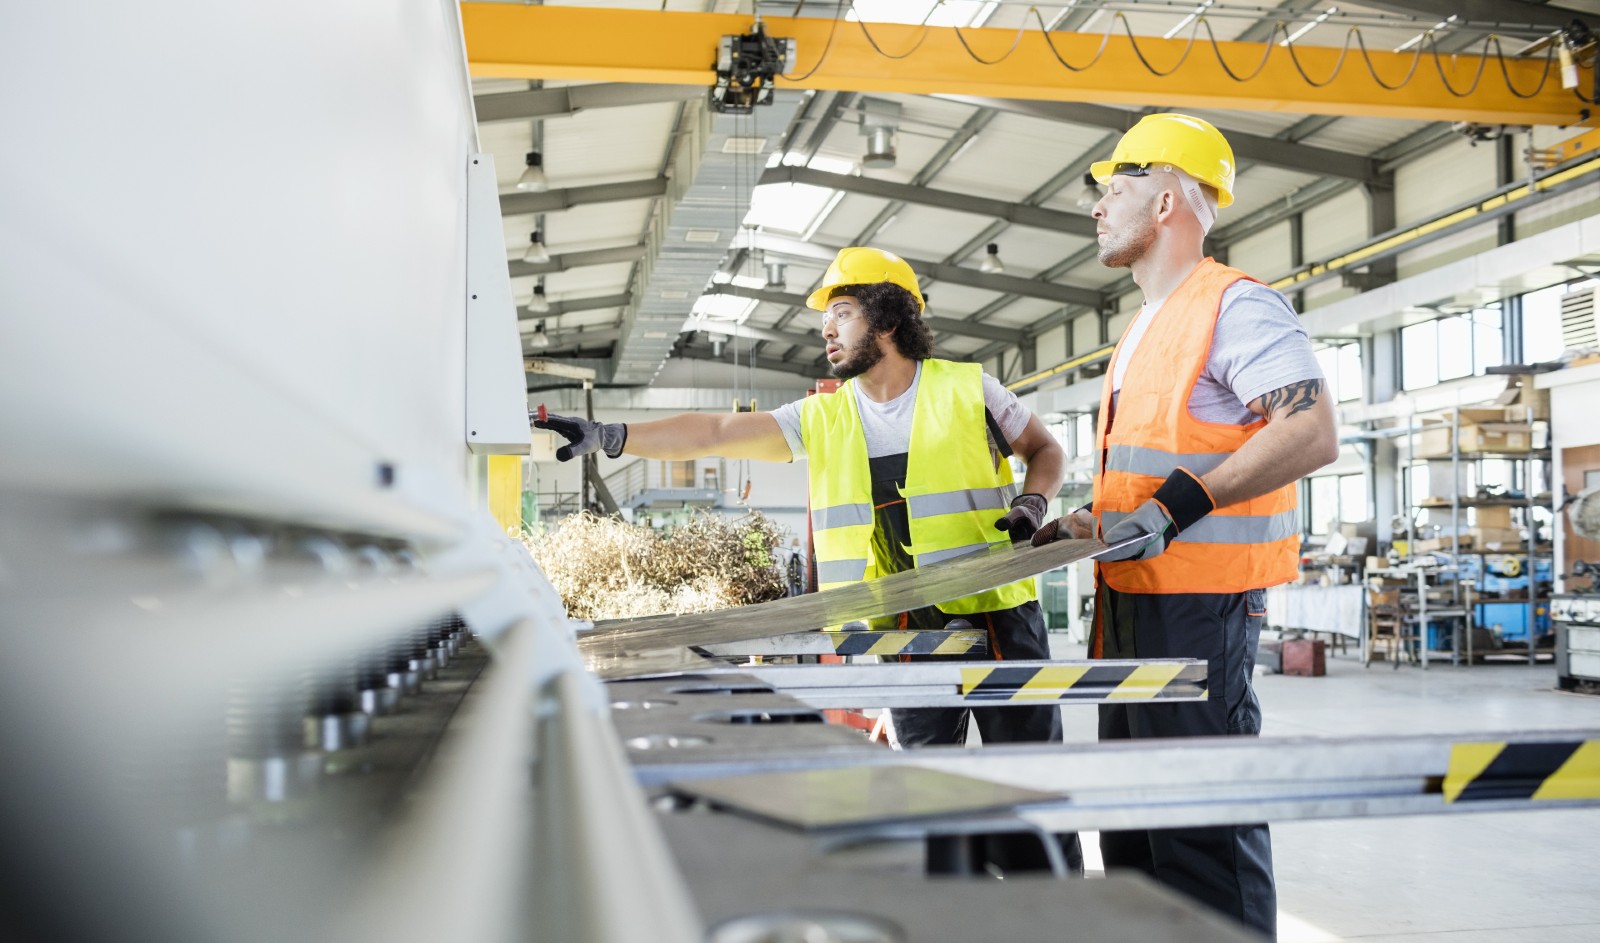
[461,4,1588,126]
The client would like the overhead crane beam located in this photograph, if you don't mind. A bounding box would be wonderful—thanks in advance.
[509,244,649,277]
[934,95,1382,184]
[517,292,633,320]
[475,83,702,123]
[706,284,1026,344]
[760,165,1099,237]
[500,177,667,217]
[751,233,1105,309]
[1353,0,1586,31]
[674,345,824,379]
[460,4,1588,127]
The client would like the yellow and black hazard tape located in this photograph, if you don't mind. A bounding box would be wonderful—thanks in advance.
[1442,739,1600,803]
[959,662,1207,702]
[831,630,986,657]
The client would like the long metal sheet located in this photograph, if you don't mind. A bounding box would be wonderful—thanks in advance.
[579,537,1111,674]
[699,628,987,658]
[671,766,1065,831]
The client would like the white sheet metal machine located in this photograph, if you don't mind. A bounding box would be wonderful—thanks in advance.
[3,5,1598,943]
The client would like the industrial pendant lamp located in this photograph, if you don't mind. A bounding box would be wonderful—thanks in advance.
[524,230,551,264]
[528,282,551,314]
[979,243,1005,274]
[526,320,550,349]
[517,151,548,192]
[1075,173,1102,210]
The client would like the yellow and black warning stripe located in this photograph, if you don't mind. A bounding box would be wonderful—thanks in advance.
[831,630,986,657]
[1442,739,1600,803]
[959,662,1207,702]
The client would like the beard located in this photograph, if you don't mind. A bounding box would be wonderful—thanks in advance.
[1096,196,1158,268]
[829,331,886,380]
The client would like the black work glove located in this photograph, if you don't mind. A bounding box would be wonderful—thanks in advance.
[1098,467,1215,562]
[1031,504,1094,547]
[531,405,627,462]
[993,493,1049,543]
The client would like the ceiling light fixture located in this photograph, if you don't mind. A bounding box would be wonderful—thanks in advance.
[528,282,551,315]
[526,320,550,350]
[860,98,901,171]
[517,151,548,192]
[524,230,550,264]
[765,259,787,290]
[1075,173,1102,211]
[979,243,1005,275]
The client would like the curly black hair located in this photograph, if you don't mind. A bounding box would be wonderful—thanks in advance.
[828,282,935,360]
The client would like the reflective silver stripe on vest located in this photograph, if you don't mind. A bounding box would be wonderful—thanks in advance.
[906,486,1012,519]
[1105,444,1231,479]
[817,558,869,584]
[1100,508,1299,545]
[812,503,873,531]
[916,542,993,566]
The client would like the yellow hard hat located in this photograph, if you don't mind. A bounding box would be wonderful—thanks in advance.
[1089,113,1236,208]
[805,246,925,311]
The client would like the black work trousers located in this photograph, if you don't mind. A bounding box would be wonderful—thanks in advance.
[1098,586,1277,939]
[889,600,1082,875]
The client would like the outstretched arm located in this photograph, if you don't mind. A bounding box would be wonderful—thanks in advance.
[534,407,794,463]
[1200,378,1340,507]
[621,411,794,462]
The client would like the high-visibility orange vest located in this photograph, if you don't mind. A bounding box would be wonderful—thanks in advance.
[1094,259,1300,595]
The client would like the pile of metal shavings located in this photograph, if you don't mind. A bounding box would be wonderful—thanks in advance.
[523,510,788,621]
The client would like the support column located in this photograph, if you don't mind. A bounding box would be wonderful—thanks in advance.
[1287,212,1305,312]
[1355,174,1398,291]
[1496,135,1518,247]
[1369,330,1400,544]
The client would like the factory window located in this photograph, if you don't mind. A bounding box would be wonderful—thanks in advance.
[746,155,853,236]
[1315,341,1363,403]
[1307,472,1367,536]
[1400,307,1502,390]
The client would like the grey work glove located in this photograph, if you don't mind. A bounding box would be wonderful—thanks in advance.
[993,493,1049,543]
[1097,467,1215,562]
[531,405,627,462]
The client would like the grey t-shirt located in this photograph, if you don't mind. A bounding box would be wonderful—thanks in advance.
[1111,280,1322,423]
[770,362,1028,461]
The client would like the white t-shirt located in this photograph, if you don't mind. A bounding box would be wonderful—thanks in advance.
[770,362,1028,461]
[1110,280,1323,424]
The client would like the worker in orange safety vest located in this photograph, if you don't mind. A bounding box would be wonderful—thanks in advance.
[1033,114,1339,939]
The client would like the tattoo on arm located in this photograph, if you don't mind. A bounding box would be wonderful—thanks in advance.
[1257,379,1323,419]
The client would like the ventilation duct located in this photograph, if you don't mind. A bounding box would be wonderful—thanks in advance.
[610,93,801,385]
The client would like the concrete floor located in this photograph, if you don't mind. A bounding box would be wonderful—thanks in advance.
[1049,639,1600,942]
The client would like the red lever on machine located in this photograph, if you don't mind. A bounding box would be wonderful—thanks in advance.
[536,404,547,422]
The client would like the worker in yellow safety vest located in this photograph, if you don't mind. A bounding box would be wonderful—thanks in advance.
[536,245,1081,875]
[1032,113,1339,937]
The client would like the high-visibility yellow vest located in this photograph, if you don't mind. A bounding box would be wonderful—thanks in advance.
[800,359,1036,617]
[1094,258,1300,595]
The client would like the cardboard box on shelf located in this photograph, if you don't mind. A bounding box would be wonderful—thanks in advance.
[1413,422,1531,457]
[1475,506,1513,529]
[1493,373,1551,421]
[1471,527,1526,550]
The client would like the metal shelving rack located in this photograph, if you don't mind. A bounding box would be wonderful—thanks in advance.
[1402,405,1552,665]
